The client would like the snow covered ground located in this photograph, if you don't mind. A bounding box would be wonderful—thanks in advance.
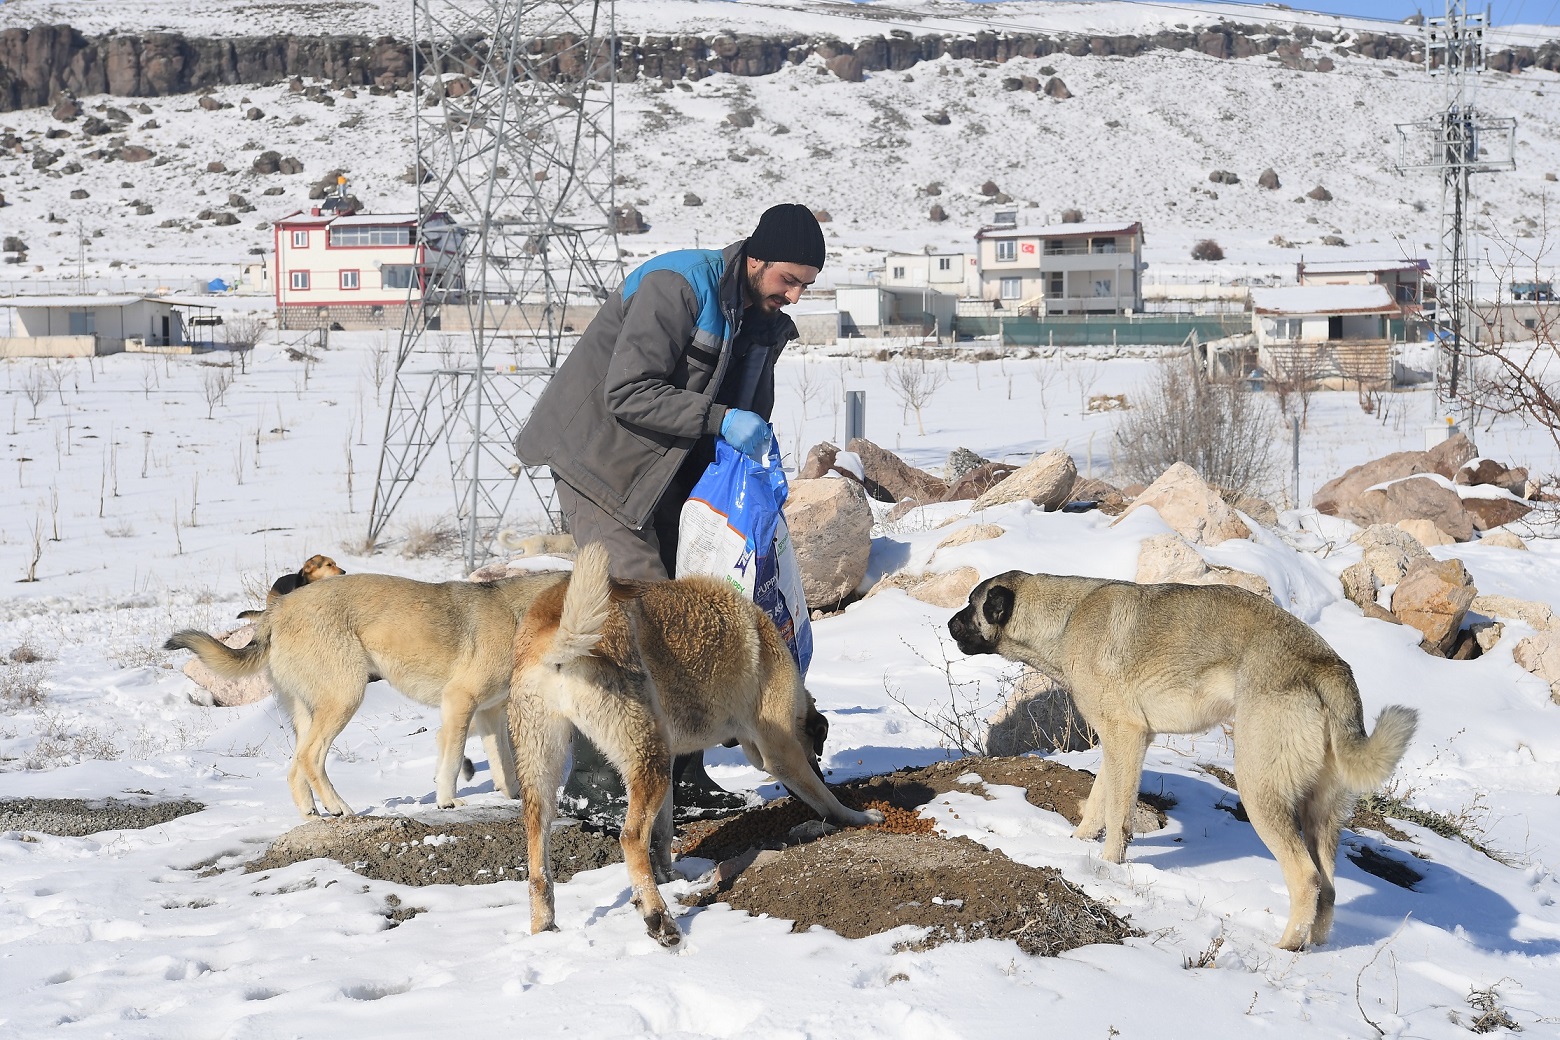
[3,336,1560,1037]
[3,1,1560,1037]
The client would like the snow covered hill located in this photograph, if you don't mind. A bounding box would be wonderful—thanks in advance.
[0,0,1556,292]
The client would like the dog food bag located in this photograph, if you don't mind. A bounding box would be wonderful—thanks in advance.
[677,437,814,675]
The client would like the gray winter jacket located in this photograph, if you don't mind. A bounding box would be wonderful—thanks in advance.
[515,239,797,530]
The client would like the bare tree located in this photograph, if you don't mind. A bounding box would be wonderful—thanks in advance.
[886,356,948,435]
[365,333,392,406]
[1114,350,1279,496]
[201,366,234,419]
[1068,358,1102,413]
[224,315,264,374]
[1461,214,1560,454]
[22,369,46,419]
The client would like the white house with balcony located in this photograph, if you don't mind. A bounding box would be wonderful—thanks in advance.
[973,221,1144,315]
[273,205,462,330]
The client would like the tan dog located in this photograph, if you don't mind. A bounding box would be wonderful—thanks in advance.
[236,554,347,620]
[949,571,1418,951]
[495,530,577,559]
[510,542,882,948]
[167,571,565,818]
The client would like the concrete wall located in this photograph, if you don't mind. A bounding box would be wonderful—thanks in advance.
[0,334,106,357]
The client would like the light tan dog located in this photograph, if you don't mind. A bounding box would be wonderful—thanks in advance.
[949,571,1418,951]
[167,571,565,818]
[496,529,577,559]
[510,542,883,948]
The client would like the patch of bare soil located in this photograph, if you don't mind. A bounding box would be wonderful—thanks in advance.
[246,809,621,887]
[0,797,204,836]
[675,756,1165,863]
[692,830,1137,957]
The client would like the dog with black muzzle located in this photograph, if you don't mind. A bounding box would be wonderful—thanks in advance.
[950,570,1417,951]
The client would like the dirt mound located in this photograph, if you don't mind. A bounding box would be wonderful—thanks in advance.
[676,756,1165,863]
[693,830,1136,956]
[247,809,621,887]
[0,797,204,836]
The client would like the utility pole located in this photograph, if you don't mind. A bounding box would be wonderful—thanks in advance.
[369,1,622,569]
[1395,2,1515,405]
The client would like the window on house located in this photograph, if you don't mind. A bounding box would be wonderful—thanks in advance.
[892,266,906,279]
[1273,318,1303,340]
[1046,272,1064,297]
[1091,237,1118,254]
[381,264,418,290]
[937,257,953,271]
[340,270,360,290]
[329,225,415,247]
[1093,278,1114,297]
[68,310,96,336]
[291,230,309,248]
[995,240,1017,262]
[290,271,310,290]
[999,277,1022,300]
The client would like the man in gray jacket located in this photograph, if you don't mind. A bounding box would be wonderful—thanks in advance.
[518,203,823,579]
[516,203,825,814]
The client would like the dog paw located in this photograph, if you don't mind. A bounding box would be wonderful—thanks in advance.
[862,808,886,826]
[643,908,683,949]
[437,797,467,809]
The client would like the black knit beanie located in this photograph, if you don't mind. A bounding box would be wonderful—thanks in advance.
[747,203,827,270]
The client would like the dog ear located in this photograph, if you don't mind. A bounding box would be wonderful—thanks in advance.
[982,585,1015,627]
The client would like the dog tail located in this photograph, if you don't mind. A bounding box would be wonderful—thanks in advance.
[163,627,269,679]
[545,541,614,666]
[1334,703,1418,793]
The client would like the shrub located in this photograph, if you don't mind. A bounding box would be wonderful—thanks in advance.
[1113,352,1278,496]
[1191,238,1225,261]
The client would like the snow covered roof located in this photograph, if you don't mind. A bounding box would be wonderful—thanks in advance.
[0,294,187,308]
[1251,284,1398,315]
[1299,258,1430,275]
[326,213,421,227]
[976,222,1141,240]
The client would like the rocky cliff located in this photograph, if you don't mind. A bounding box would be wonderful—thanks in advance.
[1,21,1556,113]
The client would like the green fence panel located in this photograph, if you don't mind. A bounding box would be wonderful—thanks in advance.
[956,314,1250,347]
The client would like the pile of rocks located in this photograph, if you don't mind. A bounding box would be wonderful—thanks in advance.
[1313,433,1534,543]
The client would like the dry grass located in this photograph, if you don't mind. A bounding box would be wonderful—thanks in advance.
[399,518,460,559]
[0,660,49,710]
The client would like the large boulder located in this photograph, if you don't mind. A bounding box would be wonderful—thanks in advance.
[986,670,1096,756]
[1480,531,1528,551]
[1313,432,1478,517]
[971,448,1076,512]
[182,625,271,706]
[1391,557,1477,655]
[845,438,945,503]
[1350,476,1473,542]
[783,477,874,609]
[1469,594,1555,630]
[1114,462,1250,545]
[945,462,1019,502]
[1456,458,1529,495]
[1354,523,1433,584]
[1396,518,1455,547]
[1136,533,1209,584]
[931,523,1005,558]
[1461,496,1532,532]
[864,566,981,609]
[1512,632,1560,704]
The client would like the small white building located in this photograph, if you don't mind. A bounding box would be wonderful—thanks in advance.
[1296,258,1430,316]
[273,201,463,330]
[836,285,956,340]
[0,295,203,357]
[1251,284,1400,388]
[973,221,1144,315]
[879,251,980,297]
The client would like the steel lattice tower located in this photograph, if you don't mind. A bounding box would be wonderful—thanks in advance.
[1395,2,1515,403]
[369,0,622,568]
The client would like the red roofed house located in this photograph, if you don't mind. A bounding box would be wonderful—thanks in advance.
[273,195,463,330]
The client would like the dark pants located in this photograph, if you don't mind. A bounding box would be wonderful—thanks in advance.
[554,465,699,580]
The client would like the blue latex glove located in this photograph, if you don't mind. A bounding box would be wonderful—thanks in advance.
[720,408,771,462]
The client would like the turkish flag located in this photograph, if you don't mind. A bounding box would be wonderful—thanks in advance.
[1020,242,1036,254]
